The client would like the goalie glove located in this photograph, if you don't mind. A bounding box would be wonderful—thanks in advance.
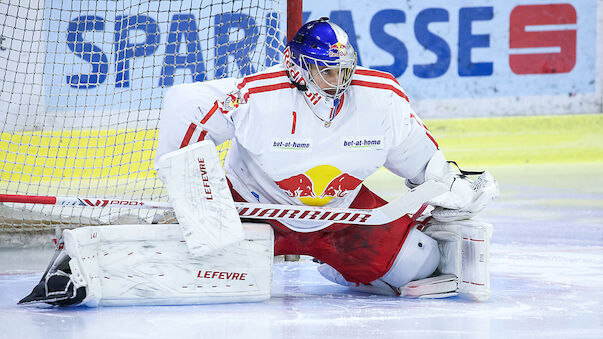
[420,151,499,222]
[430,170,498,222]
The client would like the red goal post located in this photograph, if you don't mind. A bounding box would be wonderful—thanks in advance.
[0,0,303,246]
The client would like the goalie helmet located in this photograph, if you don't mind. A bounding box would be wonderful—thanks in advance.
[284,18,357,126]
[286,17,357,100]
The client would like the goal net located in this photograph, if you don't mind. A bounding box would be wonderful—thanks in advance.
[0,0,287,246]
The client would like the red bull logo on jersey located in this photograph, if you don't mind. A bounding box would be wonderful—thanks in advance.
[221,91,245,111]
[319,173,362,198]
[275,174,316,198]
[275,165,362,206]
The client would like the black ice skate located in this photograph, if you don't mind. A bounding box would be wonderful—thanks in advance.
[18,240,86,307]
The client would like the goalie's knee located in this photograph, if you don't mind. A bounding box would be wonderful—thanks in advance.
[318,227,441,296]
[380,227,440,288]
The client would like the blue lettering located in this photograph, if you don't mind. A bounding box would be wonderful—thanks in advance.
[114,15,160,88]
[329,10,362,66]
[214,13,259,78]
[414,8,450,79]
[370,9,407,77]
[66,16,108,89]
[458,7,493,77]
[160,14,205,86]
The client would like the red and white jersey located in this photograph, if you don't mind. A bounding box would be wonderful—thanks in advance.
[155,65,439,232]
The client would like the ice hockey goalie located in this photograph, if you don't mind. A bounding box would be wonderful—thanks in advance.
[19,17,499,307]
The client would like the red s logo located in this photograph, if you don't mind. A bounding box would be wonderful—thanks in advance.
[509,4,577,74]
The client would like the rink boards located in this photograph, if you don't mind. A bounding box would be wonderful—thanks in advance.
[1,114,601,187]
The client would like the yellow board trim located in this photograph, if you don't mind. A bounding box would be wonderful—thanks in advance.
[0,114,601,182]
[0,129,157,181]
[427,113,603,167]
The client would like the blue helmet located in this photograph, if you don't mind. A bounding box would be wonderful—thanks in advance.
[285,18,357,100]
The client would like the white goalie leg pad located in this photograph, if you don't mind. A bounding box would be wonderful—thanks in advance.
[157,140,244,257]
[413,219,493,301]
[62,222,273,307]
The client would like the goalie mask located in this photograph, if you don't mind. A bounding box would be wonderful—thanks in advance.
[285,18,357,127]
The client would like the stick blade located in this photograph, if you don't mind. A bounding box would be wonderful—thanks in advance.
[375,180,448,223]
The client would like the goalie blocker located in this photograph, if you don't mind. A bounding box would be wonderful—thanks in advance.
[19,222,274,307]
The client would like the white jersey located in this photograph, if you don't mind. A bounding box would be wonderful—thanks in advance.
[155,65,439,232]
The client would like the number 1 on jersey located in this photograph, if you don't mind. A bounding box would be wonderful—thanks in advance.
[291,111,297,134]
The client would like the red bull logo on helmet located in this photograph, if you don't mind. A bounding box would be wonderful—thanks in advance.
[329,42,347,58]
[275,165,362,206]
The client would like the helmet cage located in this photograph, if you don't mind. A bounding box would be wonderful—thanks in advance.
[299,53,357,100]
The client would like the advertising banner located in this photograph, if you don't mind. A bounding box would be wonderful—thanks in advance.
[35,0,603,118]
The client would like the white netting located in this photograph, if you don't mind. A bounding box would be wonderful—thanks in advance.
[0,0,286,246]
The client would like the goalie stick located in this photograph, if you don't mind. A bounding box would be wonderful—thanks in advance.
[0,180,446,226]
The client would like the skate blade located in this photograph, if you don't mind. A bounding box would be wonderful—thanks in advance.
[18,283,69,305]
[18,293,69,305]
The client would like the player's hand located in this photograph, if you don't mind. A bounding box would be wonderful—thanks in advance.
[428,171,499,222]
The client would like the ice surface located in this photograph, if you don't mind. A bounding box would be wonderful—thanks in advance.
[1,163,602,338]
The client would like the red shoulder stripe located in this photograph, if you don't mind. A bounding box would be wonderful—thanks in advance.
[237,71,288,89]
[244,82,295,101]
[351,80,409,102]
[355,69,400,86]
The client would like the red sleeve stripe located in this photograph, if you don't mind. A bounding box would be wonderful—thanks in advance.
[237,71,289,89]
[350,80,409,102]
[354,69,401,86]
[410,112,429,131]
[200,101,219,124]
[410,112,437,148]
[197,130,208,141]
[180,123,197,148]
[425,131,439,149]
[243,82,296,101]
